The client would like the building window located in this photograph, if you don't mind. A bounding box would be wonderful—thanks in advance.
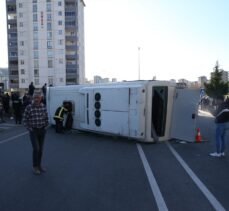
[47,50,53,58]
[34,60,39,68]
[33,31,38,39]
[21,69,25,74]
[33,14,38,22]
[19,13,23,18]
[47,13,52,21]
[34,78,39,85]
[33,23,38,31]
[47,22,52,30]
[19,3,23,8]
[48,59,53,68]
[21,79,25,83]
[58,20,62,26]
[48,77,53,86]
[19,22,23,27]
[33,4,37,12]
[46,0,51,2]
[20,60,25,65]
[59,78,63,82]
[47,3,51,12]
[10,52,17,57]
[34,51,39,59]
[65,12,76,17]
[58,11,62,16]
[58,30,63,35]
[34,69,39,76]
[58,1,62,6]
[47,32,52,39]
[20,41,24,46]
[33,0,37,3]
[9,33,17,38]
[33,41,38,49]
[65,21,75,26]
[47,41,52,49]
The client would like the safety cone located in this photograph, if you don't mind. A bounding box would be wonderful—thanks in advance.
[195,128,202,143]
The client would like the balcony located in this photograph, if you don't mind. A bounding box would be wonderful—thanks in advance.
[66,54,76,60]
[65,35,77,41]
[66,64,76,69]
[65,45,77,50]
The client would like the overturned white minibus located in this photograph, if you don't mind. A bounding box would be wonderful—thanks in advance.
[46,80,200,143]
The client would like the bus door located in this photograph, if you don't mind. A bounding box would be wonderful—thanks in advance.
[170,89,200,142]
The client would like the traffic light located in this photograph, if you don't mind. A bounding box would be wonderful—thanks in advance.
[94,92,101,126]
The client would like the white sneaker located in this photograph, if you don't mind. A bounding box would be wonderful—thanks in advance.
[220,152,226,157]
[209,152,221,157]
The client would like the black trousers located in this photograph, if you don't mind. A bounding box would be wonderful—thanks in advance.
[29,128,46,168]
[55,119,64,133]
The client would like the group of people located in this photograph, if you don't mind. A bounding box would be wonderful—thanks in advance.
[0,82,47,124]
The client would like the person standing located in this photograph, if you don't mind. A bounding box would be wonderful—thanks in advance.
[28,82,35,97]
[42,83,47,105]
[42,83,47,96]
[0,97,5,123]
[53,103,68,133]
[3,93,10,114]
[13,98,22,124]
[23,91,49,175]
[210,97,229,157]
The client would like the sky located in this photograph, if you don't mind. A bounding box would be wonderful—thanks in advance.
[0,0,229,82]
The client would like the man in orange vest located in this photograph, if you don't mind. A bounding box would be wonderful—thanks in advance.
[53,103,68,133]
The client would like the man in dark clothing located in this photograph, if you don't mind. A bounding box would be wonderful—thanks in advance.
[13,98,22,124]
[23,91,49,175]
[53,103,68,133]
[0,98,4,123]
[3,93,10,114]
[28,82,35,97]
[22,93,31,112]
[210,97,229,157]
[42,83,47,96]
[42,83,47,105]
[11,92,21,123]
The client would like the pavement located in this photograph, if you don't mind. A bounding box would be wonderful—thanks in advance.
[0,110,228,211]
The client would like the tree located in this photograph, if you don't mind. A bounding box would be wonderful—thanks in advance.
[204,61,229,99]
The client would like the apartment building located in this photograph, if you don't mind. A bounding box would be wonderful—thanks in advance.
[6,0,85,89]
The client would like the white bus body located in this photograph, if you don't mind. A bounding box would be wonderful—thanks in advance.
[46,80,200,143]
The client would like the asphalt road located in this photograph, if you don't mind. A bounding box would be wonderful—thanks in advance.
[0,111,228,211]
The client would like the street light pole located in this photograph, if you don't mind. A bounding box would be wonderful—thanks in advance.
[138,47,140,80]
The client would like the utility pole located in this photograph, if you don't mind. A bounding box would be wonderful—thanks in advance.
[138,47,141,80]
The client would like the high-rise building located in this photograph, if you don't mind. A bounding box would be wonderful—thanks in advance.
[198,76,207,88]
[6,0,85,89]
[210,70,228,83]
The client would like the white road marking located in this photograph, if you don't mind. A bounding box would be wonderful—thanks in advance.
[136,143,168,211]
[0,132,28,144]
[166,141,226,211]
